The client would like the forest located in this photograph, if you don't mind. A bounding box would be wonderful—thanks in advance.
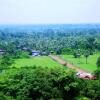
[0,24,100,100]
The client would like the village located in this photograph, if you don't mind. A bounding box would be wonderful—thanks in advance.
[0,47,97,80]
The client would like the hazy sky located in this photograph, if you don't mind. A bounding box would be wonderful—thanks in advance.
[0,0,100,24]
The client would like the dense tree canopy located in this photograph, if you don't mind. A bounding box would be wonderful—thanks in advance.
[0,24,100,55]
[0,66,99,100]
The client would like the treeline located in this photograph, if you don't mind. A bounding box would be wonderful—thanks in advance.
[0,25,100,55]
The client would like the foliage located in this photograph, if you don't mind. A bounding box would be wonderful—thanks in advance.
[0,66,99,100]
[0,67,79,100]
[80,80,100,100]
[73,50,81,58]
[84,51,90,64]
[11,56,63,68]
[0,92,14,100]
[94,69,100,79]
[0,54,14,71]
[0,25,100,55]
[74,96,90,100]
[61,54,100,72]
[61,48,74,55]
[18,51,30,58]
[96,56,100,68]
[0,24,100,100]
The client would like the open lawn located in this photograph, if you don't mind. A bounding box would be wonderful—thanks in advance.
[60,53,100,72]
[11,56,63,68]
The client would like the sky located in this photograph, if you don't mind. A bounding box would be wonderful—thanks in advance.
[0,0,100,24]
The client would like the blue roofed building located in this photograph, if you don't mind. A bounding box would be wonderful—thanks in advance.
[31,50,40,56]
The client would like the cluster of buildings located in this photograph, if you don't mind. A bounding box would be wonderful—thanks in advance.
[0,45,51,57]
[22,47,51,56]
[31,50,50,56]
[18,46,50,56]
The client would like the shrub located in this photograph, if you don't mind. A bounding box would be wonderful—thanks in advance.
[94,69,100,79]
[96,56,100,68]
[0,67,79,100]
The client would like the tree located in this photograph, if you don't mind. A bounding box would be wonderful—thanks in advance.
[80,80,100,100]
[0,54,14,71]
[94,57,100,79]
[94,69,100,79]
[96,57,100,68]
[0,66,100,100]
[85,37,95,51]
[0,66,80,100]
[73,49,81,58]
[73,52,81,58]
[84,51,90,64]
[56,48,62,55]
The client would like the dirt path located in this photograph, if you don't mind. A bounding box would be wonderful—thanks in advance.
[49,55,89,73]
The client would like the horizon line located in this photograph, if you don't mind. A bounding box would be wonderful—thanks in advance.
[0,23,100,25]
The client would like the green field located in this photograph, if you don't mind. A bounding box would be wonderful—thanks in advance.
[60,53,100,72]
[11,56,63,68]
[0,56,66,81]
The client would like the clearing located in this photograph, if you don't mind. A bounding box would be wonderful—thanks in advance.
[50,55,88,73]
[11,56,64,68]
[60,53,100,72]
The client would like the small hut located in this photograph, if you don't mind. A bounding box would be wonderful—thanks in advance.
[32,50,40,56]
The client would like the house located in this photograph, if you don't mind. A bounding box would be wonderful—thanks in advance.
[76,72,96,80]
[0,49,5,55]
[31,50,40,56]
[22,47,29,51]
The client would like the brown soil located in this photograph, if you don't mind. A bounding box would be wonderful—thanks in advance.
[49,55,89,73]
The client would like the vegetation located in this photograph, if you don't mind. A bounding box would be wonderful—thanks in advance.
[60,53,100,72]
[0,66,100,100]
[11,56,64,68]
[84,50,90,64]
[0,24,100,99]
[94,69,100,80]
[96,56,100,68]
[73,49,81,58]
[0,54,14,71]
[0,24,100,55]
[94,56,100,80]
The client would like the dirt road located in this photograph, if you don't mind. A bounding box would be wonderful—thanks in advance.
[49,55,89,73]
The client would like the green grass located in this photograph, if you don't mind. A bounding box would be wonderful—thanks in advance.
[60,53,100,72]
[11,56,63,68]
[0,56,65,81]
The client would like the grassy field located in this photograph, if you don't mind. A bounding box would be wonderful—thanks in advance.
[0,56,66,81]
[60,53,100,72]
[11,56,63,68]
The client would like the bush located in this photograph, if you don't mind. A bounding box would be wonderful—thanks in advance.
[0,54,14,71]
[0,67,79,100]
[80,80,100,100]
[96,56,100,68]
[94,69,100,79]
[0,66,100,100]
[74,96,90,100]
[61,48,74,55]
[73,52,81,58]
[0,92,14,100]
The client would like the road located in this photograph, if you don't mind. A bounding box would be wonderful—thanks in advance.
[49,55,89,73]
[49,55,96,79]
